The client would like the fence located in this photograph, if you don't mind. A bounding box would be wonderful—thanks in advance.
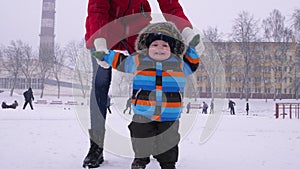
[275,103,300,119]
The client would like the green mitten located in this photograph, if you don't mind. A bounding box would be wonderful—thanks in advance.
[189,34,200,48]
[92,51,105,61]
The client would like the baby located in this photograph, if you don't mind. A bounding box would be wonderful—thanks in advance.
[93,21,201,169]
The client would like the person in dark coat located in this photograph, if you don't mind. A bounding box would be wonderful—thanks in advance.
[107,95,112,114]
[123,97,132,115]
[228,100,236,115]
[210,101,214,114]
[23,88,34,110]
[202,101,208,114]
[246,102,249,115]
[186,102,191,114]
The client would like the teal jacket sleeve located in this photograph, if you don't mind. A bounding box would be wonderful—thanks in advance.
[182,46,201,76]
[103,50,137,73]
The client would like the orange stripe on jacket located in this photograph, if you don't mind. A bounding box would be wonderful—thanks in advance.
[136,71,185,77]
[156,86,162,90]
[152,115,161,121]
[132,99,156,106]
[162,102,182,108]
[136,70,156,76]
[131,100,181,108]
[162,72,185,77]
[134,54,140,67]
[112,52,121,69]
[185,55,200,64]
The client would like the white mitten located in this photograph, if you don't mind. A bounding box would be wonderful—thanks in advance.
[94,38,109,54]
[97,60,110,69]
[182,27,195,44]
[94,38,110,68]
[182,27,205,55]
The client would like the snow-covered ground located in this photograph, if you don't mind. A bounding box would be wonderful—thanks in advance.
[0,90,300,169]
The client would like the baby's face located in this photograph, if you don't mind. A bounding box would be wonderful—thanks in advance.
[148,40,171,61]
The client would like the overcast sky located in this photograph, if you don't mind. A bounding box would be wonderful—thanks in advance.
[0,0,299,48]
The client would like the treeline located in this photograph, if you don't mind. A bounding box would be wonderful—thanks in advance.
[200,9,300,101]
[0,40,91,98]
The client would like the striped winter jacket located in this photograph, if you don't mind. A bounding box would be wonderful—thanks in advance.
[102,47,200,121]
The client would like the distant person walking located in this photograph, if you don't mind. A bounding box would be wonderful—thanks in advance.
[228,100,236,115]
[107,96,112,114]
[23,88,34,110]
[210,101,214,114]
[202,101,208,114]
[123,98,132,115]
[246,102,249,115]
[186,102,191,114]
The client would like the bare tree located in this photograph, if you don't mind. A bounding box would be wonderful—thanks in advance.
[1,40,24,96]
[263,9,286,42]
[20,43,38,88]
[112,71,133,96]
[291,8,300,99]
[258,43,272,102]
[291,8,300,43]
[262,9,294,100]
[295,44,300,99]
[203,27,228,112]
[65,40,91,98]
[231,11,260,101]
[203,26,224,42]
[203,27,239,98]
[52,44,66,98]
[38,43,54,98]
[0,45,4,74]
[217,42,238,98]
[276,28,294,100]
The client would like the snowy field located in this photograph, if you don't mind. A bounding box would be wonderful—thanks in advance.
[0,90,300,169]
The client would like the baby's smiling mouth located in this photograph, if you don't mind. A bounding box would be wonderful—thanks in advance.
[154,51,166,56]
